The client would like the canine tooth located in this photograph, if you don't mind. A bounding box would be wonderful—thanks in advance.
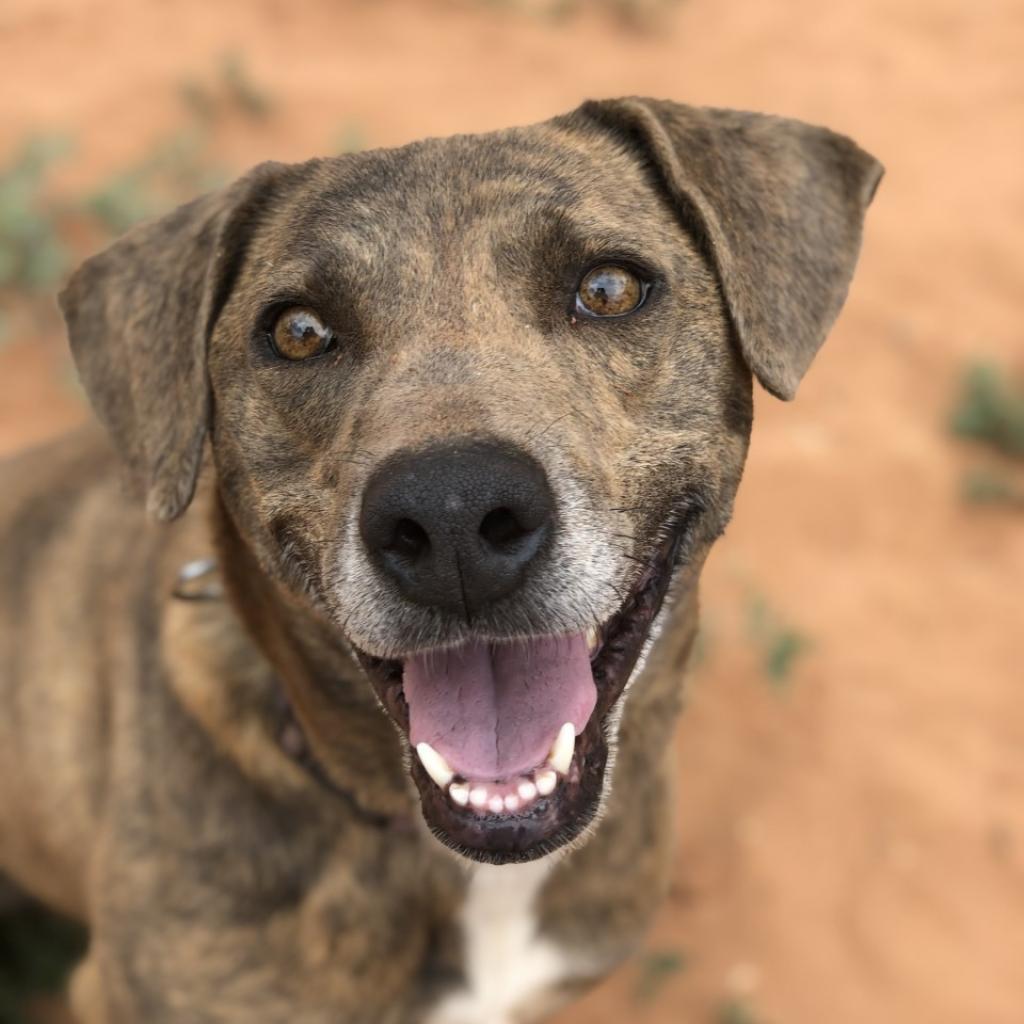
[535,768,557,796]
[504,794,520,812]
[549,722,576,775]
[488,795,505,814]
[469,787,489,809]
[586,626,600,652]
[449,781,470,807]
[416,743,454,789]
[518,780,537,802]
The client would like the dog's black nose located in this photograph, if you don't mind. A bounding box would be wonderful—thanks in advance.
[359,441,554,615]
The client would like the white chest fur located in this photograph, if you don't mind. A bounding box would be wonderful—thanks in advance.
[426,860,576,1024]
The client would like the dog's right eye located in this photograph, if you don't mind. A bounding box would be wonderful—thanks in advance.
[269,307,336,361]
[575,265,646,318]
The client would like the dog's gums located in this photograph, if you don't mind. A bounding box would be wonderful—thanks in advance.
[354,508,694,863]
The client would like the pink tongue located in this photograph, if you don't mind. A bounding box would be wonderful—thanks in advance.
[404,635,597,780]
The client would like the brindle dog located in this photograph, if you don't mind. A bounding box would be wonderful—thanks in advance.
[0,99,881,1023]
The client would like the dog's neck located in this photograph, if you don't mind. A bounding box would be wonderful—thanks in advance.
[208,493,416,821]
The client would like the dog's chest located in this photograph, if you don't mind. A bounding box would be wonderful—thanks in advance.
[426,861,576,1024]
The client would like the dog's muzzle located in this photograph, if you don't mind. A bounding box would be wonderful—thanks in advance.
[357,439,596,823]
[348,437,696,862]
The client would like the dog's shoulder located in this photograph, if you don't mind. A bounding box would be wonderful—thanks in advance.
[0,426,143,913]
[1,426,121,534]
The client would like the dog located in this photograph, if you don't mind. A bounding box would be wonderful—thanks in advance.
[0,98,881,1023]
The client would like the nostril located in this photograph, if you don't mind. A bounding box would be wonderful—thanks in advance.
[479,507,530,551]
[389,517,431,560]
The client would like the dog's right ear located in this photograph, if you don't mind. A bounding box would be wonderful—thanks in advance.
[570,99,883,401]
[60,161,293,521]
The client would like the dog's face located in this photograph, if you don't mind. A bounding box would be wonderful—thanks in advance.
[62,99,881,862]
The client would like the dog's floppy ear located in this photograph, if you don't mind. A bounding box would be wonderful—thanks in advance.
[573,98,883,399]
[60,161,291,520]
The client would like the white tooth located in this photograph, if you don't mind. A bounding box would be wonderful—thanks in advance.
[548,722,576,775]
[469,786,489,809]
[449,782,470,807]
[488,796,505,814]
[504,794,520,812]
[416,742,454,789]
[535,768,557,796]
[518,781,538,802]
[586,626,599,652]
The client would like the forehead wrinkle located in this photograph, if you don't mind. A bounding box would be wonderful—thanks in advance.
[279,136,599,277]
[528,207,669,264]
[320,137,586,231]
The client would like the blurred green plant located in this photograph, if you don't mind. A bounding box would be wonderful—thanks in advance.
[716,997,767,1024]
[478,0,683,29]
[181,51,273,124]
[85,54,270,237]
[746,594,810,687]
[0,900,87,1024]
[949,362,1024,510]
[1,51,257,315]
[336,123,368,155]
[960,467,1024,508]
[632,947,688,1003]
[221,52,273,119]
[950,363,1024,459]
[0,135,74,292]
[84,129,228,236]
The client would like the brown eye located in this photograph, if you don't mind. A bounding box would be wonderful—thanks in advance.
[270,307,335,361]
[576,265,645,318]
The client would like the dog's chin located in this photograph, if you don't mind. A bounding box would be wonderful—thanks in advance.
[352,514,691,863]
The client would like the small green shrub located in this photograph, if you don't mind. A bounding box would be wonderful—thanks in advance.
[473,0,684,28]
[336,123,368,155]
[633,947,688,1003]
[960,467,1024,508]
[716,997,766,1024]
[181,52,273,124]
[0,135,73,292]
[950,363,1024,459]
[220,52,273,119]
[747,595,810,687]
[83,128,227,236]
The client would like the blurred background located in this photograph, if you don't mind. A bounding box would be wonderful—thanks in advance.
[0,0,1021,1022]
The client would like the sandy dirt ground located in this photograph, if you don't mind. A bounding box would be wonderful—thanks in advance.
[1,1,1022,1022]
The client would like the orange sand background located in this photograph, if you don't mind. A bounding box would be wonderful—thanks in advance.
[1,2,1021,1021]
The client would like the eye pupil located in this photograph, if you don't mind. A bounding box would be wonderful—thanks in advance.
[271,307,334,361]
[576,265,644,318]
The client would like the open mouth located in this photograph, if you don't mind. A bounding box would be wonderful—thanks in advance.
[355,511,694,863]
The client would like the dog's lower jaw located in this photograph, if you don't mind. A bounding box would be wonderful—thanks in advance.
[360,537,700,864]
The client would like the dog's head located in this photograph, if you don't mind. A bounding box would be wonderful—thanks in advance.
[61,99,881,863]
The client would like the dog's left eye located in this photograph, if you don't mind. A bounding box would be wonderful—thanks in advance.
[575,265,646,318]
[269,307,336,361]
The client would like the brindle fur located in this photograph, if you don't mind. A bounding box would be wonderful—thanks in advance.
[0,99,881,1022]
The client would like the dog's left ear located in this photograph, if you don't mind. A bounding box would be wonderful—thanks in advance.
[572,98,883,399]
[60,161,295,521]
